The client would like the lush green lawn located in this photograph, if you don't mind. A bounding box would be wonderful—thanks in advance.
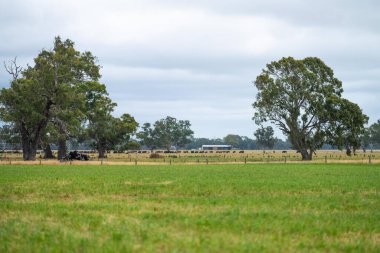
[0,164,379,252]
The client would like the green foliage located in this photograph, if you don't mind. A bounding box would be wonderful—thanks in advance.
[254,126,276,150]
[184,137,225,150]
[360,120,380,152]
[0,124,21,150]
[369,119,380,145]
[253,57,367,160]
[327,98,368,155]
[137,116,194,150]
[136,123,155,150]
[0,37,100,160]
[86,103,138,157]
[79,81,138,157]
[184,136,288,150]
[1,37,138,159]
[123,140,141,151]
[223,134,243,147]
[0,164,379,252]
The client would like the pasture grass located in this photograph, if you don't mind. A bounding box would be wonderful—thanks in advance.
[0,164,379,252]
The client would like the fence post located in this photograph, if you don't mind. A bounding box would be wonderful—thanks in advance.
[39,159,42,165]
[284,156,287,164]
[135,159,137,165]
[170,159,172,165]
[101,159,103,165]
[369,155,372,164]
[245,157,247,164]
[206,159,208,165]
[325,156,327,164]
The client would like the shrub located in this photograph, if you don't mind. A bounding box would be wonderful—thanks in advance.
[149,153,163,159]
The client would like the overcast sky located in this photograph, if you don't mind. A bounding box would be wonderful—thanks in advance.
[1,0,379,138]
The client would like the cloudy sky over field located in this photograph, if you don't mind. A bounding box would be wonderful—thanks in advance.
[1,0,379,138]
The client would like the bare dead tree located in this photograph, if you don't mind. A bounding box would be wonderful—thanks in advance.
[4,57,23,81]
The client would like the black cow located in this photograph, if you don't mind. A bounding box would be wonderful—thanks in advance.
[64,151,89,161]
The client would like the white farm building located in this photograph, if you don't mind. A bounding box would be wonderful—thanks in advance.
[201,145,232,151]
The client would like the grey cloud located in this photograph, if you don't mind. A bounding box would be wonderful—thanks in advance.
[151,0,380,32]
[1,0,380,138]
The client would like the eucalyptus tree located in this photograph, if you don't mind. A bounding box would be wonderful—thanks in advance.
[80,81,138,158]
[0,37,100,160]
[137,116,194,151]
[327,98,368,156]
[254,126,276,150]
[223,134,243,148]
[253,57,367,160]
[136,123,156,151]
[360,120,380,153]
[0,123,21,150]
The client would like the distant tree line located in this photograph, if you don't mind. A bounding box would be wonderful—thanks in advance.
[183,133,291,150]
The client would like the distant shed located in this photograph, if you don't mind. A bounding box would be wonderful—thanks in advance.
[201,145,232,151]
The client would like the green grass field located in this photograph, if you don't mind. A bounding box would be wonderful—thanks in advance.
[0,164,379,252]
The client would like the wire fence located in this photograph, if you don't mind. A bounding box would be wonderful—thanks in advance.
[0,154,378,165]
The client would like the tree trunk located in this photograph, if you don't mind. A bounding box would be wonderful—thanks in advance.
[22,144,37,161]
[300,149,312,160]
[57,137,67,160]
[345,144,352,156]
[98,147,106,159]
[20,128,38,161]
[21,141,37,160]
[43,144,55,159]
[18,99,53,161]
[289,131,313,161]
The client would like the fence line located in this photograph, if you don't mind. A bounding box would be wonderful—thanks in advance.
[0,157,379,166]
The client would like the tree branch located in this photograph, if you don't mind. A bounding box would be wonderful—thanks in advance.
[4,57,22,81]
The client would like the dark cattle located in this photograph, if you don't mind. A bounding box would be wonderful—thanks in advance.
[64,151,89,161]
[282,151,287,153]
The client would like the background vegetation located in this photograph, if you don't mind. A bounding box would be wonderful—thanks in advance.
[2,40,380,161]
